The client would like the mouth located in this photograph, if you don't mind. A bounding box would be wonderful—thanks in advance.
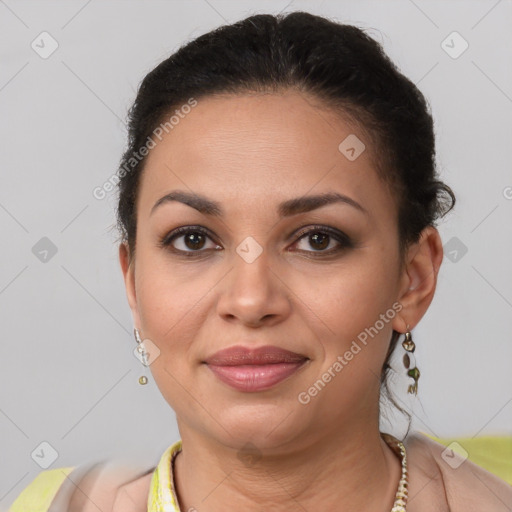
[203,345,309,392]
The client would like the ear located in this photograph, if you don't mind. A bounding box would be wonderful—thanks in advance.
[119,243,141,329]
[392,226,444,332]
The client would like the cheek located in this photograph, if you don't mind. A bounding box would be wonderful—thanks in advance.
[304,248,399,366]
[134,249,209,357]
[134,257,212,415]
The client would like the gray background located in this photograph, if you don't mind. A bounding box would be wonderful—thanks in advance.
[1,0,511,508]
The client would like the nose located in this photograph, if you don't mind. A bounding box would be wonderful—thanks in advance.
[216,245,291,328]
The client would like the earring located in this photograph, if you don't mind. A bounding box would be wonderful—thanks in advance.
[134,328,149,385]
[402,330,420,394]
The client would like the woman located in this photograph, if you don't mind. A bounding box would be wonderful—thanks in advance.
[8,10,512,512]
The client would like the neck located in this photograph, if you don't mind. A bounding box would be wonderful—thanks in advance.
[173,422,401,512]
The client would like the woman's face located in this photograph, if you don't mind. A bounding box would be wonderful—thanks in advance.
[120,90,427,452]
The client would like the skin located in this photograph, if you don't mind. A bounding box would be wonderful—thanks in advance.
[119,89,443,511]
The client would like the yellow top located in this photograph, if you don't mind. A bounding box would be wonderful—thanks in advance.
[7,435,512,511]
[7,466,75,512]
[147,439,183,512]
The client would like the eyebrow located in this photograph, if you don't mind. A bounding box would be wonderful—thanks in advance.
[150,190,368,218]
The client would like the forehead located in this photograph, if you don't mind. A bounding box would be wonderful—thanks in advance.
[137,90,395,223]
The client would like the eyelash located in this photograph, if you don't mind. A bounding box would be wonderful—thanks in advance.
[158,225,354,258]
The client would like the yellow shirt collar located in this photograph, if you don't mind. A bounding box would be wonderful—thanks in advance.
[148,439,183,512]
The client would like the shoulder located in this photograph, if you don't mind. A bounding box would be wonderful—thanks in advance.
[405,431,512,512]
[68,460,155,512]
[8,460,154,512]
[111,467,154,511]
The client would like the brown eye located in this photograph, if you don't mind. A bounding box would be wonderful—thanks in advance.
[307,232,330,251]
[159,226,221,256]
[182,232,207,250]
[292,226,353,255]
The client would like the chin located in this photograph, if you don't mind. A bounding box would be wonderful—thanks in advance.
[209,400,308,450]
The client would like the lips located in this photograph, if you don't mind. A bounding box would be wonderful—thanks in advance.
[203,345,309,392]
[204,345,308,365]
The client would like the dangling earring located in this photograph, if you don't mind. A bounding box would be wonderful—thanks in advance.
[402,330,420,394]
[134,327,149,385]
